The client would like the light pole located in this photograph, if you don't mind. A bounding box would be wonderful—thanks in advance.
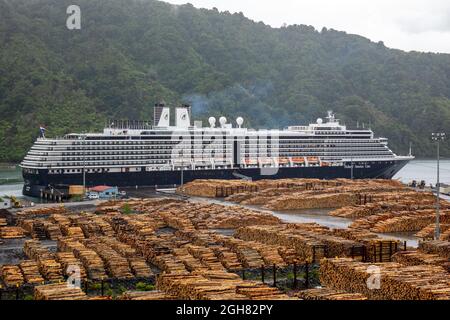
[431,132,445,240]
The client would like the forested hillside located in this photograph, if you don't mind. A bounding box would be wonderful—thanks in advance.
[0,0,449,161]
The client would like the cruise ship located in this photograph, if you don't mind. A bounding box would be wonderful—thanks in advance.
[21,104,413,197]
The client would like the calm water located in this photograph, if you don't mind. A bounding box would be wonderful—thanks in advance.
[394,159,450,185]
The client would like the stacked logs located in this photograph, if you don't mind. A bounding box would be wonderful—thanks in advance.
[186,245,226,271]
[34,283,87,300]
[58,239,107,280]
[156,272,291,300]
[214,235,266,268]
[128,257,153,278]
[83,239,133,279]
[416,224,450,240]
[17,206,67,217]
[296,288,367,300]
[330,198,447,218]
[320,258,450,300]
[120,291,177,300]
[172,247,209,273]
[19,260,45,284]
[0,217,7,227]
[0,226,25,238]
[44,222,63,240]
[349,210,450,233]
[1,265,24,287]
[61,226,85,240]
[265,193,359,210]
[392,251,450,272]
[55,252,87,279]
[23,240,64,282]
[419,240,450,259]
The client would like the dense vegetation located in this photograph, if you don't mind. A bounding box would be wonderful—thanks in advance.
[0,0,449,161]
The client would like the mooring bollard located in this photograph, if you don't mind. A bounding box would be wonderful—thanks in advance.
[404,241,407,251]
[242,269,246,280]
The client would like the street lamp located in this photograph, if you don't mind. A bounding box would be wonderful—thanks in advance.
[431,132,445,240]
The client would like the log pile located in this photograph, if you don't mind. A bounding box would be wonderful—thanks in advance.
[330,198,447,218]
[24,240,54,261]
[55,252,87,279]
[349,210,450,233]
[58,239,108,280]
[172,247,209,273]
[150,254,189,275]
[212,247,242,271]
[44,222,63,240]
[1,265,24,287]
[18,206,67,217]
[128,257,153,278]
[320,258,450,300]
[19,260,45,284]
[416,224,450,240]
[0,226,25,238]
[83,239,133,279]
[214,235,266,268]
[156,272,291,300]
[62,226,85,240]
[296,288,367,300]
[0,217,7,227]
[120,290,177,300]
[392,251,450,271]
[38,259,63,282]
[265,192,358,210]
[419,240,450,259]
[186,245,226,271]
[34,283,87,300]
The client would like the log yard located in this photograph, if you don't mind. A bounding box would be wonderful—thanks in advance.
[0,178,448,301]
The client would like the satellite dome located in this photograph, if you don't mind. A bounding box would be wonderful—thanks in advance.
[236,117,244,127]
[317,118,323,124]
[219,116,227,126]
[208,117,216,127]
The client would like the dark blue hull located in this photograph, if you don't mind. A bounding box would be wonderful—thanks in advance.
[22,160,409,197]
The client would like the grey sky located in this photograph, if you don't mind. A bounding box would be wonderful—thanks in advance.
[165,0,450,53]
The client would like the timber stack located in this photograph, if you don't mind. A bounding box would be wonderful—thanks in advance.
[296,288,367,300]
[1,265,24,287]
[320,258,450,300]
[34,283,87,300]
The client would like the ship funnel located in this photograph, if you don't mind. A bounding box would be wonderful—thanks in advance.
[175,104,191,128]
[154,102,170,127]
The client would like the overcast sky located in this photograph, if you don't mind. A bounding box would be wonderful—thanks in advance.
[165,0,450,53]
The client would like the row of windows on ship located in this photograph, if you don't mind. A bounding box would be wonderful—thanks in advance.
[29,146,391,155]
[27,149,393,160]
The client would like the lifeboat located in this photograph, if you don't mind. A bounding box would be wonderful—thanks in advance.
[278,157,289,164]
[259,158,272,165]
[292,157,305,163]
[307,157,319,163]
[244,158,258,165]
